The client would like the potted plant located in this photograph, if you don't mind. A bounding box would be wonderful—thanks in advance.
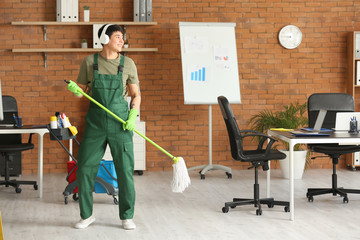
[248,102,310,179]
[83,6,90,22]
[81,39,88,48]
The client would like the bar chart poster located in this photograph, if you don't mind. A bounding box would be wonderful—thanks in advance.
[187,65,211,83]
[179,22,241,105]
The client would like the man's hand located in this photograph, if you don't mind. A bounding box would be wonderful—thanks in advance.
[67,80,82,97]
[123,109,138,131]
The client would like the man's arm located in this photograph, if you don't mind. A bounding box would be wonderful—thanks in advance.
[127,83,141,110]
[122,83,141,131]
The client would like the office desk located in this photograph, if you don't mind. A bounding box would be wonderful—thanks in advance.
[0,125,49,198]
[268,129,360,221]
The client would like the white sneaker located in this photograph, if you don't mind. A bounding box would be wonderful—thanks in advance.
[122,219,136,230]
[74,215,96,229]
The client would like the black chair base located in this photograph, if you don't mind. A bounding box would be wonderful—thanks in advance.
[222,197,290,215]
[221,166,289,216]
[1,151,38,194]
[306,158,360,203]
[0,179,38,193]
[307,187,360,203]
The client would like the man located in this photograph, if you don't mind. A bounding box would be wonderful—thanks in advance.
[67,24,140,230]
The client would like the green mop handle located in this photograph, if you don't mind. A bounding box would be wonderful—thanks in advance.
[65,80,177,162]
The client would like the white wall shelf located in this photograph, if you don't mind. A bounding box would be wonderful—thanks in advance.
[12,48,158,53]
[11,21,158,68]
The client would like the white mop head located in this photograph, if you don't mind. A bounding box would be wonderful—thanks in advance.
[171,157,191,193]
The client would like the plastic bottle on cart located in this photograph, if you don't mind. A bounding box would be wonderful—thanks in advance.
[55,112,63,128]
[61,113,71,128]
[50,116,58,129]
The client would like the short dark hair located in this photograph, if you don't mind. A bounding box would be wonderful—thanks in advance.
[97,24,124,41]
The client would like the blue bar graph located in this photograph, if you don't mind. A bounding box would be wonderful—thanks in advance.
[190,67,206,81]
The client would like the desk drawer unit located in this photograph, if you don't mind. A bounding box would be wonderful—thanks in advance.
[347,152,360,170]
[0,152,21,177]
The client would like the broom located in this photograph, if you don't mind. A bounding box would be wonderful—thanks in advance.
[65,80,191,193]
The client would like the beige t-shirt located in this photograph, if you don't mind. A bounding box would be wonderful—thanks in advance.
[76,53,139,97]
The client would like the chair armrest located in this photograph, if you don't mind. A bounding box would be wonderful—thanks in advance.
[240,130,277,153]
[240,129,278,143]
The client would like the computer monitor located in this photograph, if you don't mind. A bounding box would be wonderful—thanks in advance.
[0,80,4,121]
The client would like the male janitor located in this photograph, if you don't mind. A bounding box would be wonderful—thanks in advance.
[67,24,140,230]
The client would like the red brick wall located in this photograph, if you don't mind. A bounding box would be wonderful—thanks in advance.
[1,0,360,174]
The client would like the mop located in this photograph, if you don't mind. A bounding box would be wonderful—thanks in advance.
[65,80,191,193]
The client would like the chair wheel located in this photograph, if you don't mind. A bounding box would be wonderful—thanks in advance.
[200,174,205,180]
[284,206,290,212]
[15,187,22,193]
[72,193,79,201]
[64,196,68,205]
[222,207,229,213]
[113,196,118,205]
[307,196,314,202]
[343,197,349,203]
[34,184,38,190]
[256,209,262,215]
[226,172,232,179]
[267,204,274,208]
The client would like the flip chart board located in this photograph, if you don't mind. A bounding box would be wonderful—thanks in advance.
[179,22,241,104]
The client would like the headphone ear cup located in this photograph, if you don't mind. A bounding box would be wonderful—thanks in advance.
[99,24,114,44]
[103,34,109,44]
[100,34,109,44]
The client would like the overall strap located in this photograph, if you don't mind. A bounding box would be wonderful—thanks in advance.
[93,53,99,79]
[118,55,125,75]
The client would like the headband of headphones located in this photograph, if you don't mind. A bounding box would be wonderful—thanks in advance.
[99,24,115,45]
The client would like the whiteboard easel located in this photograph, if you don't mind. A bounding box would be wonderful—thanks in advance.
[179,22,241,179]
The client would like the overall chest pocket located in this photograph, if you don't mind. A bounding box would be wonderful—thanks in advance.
[93,77,121,90]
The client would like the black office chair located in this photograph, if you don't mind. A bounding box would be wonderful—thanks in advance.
[218,96,289,215]
[306,93,360,203]
[0,96,37,193]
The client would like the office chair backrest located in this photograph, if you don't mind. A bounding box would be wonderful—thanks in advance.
[218,96,243,161]
[0,96,21,145]
[308,93,354,129]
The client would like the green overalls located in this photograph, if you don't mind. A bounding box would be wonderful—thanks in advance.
[77,53,135,220]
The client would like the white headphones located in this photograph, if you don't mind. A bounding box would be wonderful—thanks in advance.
[99,24,114,45]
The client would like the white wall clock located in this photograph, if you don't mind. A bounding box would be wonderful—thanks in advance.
[278,25,302,49]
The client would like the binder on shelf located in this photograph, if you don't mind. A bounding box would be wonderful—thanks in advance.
[63,0,71,22]
[354,151,360,166]
[134,0,146,22]
[93,24,103,48]
[71,0,79,22]
[140,0,146,21]
[356,61,360,85]
[356,33,360,58]
[66,0,73,22]
[56,0,78,22]
[134,0,139,22]
[56,0,60,21]
[146,0,152,22]
[56,0,67,22]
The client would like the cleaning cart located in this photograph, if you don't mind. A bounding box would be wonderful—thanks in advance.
[48,125,119,205]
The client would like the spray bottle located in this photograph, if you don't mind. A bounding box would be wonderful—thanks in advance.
[60,113,71,128]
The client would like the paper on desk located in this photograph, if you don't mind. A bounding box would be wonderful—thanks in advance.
[270,128,294,131]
